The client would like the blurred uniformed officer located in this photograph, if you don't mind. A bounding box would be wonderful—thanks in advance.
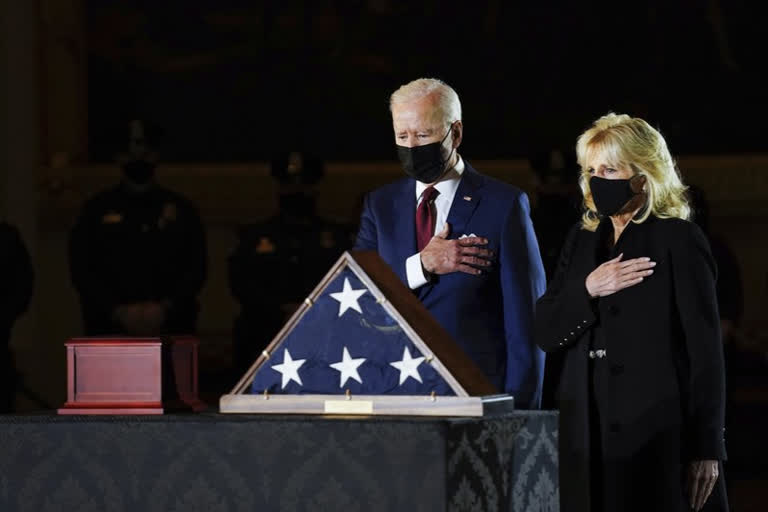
[528,146,581,281]
[228,152,354,374]
[528,146,581,410]
[0,222,34,412]
[69,120,207,336]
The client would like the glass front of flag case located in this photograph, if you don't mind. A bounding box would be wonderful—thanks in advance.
[220,251,510,416]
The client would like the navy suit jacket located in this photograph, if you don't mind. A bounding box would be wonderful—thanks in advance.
[354,163,547,408]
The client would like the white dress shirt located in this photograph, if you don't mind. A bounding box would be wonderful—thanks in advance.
[405,156,465,289]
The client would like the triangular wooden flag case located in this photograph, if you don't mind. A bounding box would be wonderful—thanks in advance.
[220,251,513,416]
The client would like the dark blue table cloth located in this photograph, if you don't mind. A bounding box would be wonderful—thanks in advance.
[0,410,559,511]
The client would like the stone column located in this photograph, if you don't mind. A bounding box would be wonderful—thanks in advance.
[0,0,44,409]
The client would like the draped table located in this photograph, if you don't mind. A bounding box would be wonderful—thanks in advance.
[0,410,558,511]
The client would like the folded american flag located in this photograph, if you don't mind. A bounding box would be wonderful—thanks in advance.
[249,267,455,396]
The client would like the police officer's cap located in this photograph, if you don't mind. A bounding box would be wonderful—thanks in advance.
[271,151,324,185]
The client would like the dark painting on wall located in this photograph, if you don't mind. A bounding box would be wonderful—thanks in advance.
[86,1,764,162]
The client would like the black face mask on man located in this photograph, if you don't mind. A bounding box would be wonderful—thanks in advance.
[590,175,645,216]
[123,160,156,185]
[396,123,455,183]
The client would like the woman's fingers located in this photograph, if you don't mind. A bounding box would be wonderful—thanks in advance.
[619,268,653,284]
[618,276,645,289]
[688,463,703,511]
[688,460,719,511]
[696,462,719,510]
[589,255,655,297]
[618,256,651,267]
[599,270,650,296]
[618,257,655,271]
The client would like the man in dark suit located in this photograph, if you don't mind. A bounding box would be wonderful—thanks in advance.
[69,120,207,336]
[354,78,547,408]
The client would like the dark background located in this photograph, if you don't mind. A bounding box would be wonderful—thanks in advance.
[86,0,766,162]
[1,1,766,509]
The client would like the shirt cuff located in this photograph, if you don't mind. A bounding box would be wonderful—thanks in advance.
[406,253,429,290]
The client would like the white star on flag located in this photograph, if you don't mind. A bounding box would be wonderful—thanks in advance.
[271,349,306,389]
[329,277,367,317]
[389,347,425,385]
[329,346,366,388]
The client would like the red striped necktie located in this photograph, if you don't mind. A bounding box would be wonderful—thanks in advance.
[416,186,439,251]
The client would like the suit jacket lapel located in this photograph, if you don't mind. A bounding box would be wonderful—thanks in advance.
[445,163,484,238]
[394,178,417,275]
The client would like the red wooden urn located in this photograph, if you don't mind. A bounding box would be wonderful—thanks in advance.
[58,336,206,415]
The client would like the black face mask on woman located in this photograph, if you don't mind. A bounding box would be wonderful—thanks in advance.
[590,176,642,216]
[396,124,455,183]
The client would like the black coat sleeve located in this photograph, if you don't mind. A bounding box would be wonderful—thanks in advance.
[534,224,597,353]
[671,222,727,460]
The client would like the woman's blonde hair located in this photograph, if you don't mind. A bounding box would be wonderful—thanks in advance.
[576,113,691,231]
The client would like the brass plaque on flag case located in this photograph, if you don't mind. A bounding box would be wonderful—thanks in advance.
[324,400,374,414]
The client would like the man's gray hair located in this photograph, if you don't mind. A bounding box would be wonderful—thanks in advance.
[389,78,462,128]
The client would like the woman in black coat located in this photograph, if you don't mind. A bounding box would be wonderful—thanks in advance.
[535,113,727,512]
